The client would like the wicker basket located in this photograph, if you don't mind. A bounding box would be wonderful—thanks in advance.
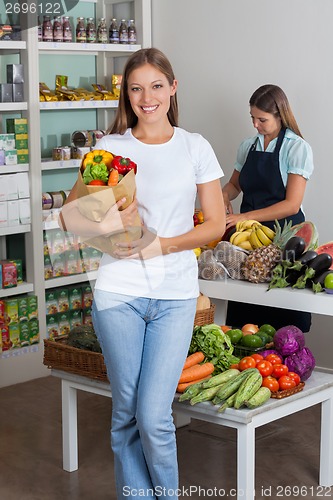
[271,382,305,399]
[43,336,108,381]
[44,306,215,381]
[194,303,216,326]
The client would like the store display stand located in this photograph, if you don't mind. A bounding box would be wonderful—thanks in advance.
[51,368,333,500]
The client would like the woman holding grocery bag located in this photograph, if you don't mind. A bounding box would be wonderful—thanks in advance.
[60,47,225,499]
[222,84,314,332]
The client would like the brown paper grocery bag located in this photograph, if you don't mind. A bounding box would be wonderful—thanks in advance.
[76,168,142,255]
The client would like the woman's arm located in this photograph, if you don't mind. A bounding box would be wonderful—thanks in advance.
[59,181,139,238]
[225,173,307,228]
[114,179,226,259]
[222,170,241,214]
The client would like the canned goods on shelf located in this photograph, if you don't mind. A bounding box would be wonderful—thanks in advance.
[52,146,71,161]
[42,191,67,210]
[71,130,94,148]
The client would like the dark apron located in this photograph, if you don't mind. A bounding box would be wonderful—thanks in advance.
[227,128,311,332]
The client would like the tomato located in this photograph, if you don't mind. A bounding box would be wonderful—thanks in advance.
[230,363,240,370]
[256,360,274,377]
[262,376,279,393]
[88,179,107,185]
[272,364,289,379]
[265,353,283,365]
[288,371,301,386]
[251,353,264,363]
[278,375,297,391]
[238,356,257,371]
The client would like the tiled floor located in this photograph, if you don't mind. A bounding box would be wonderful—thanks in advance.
[0,375,332,500]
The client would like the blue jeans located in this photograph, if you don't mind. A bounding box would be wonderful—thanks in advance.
[92,290,196,500]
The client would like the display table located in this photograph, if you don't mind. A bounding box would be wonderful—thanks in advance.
[51,369,333,500]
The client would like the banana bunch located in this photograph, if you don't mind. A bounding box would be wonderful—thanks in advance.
[229,220,275,250]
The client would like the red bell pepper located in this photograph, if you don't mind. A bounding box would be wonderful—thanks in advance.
[111,155,137,175]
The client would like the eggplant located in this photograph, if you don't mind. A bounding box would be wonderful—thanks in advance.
[310,253,333,274]
[282,236,306,262]
[297,250,318,266]
[313,269,333,286]
[293,253,333,289]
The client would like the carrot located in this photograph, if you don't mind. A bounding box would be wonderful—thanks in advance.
[178,362,215,384]
[108,169,119,186]
[183,351,205,370]
[177,375,212,393]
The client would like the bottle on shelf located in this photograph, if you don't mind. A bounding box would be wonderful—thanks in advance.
[53,16,63,43]
[119,19,129,44]
[86,17,96,43]
[128,19,137,44]
[76,17,86,43]
[109,18,119,44]
[42,15,53,42]
[38,16,42,41]
[62,16,73,43]
[97,18,108,43]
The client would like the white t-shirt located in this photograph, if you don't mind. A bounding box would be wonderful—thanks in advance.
[93,127,223,299]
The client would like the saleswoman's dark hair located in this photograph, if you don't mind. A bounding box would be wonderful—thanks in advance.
[250,84,303,138]
[109,48,178,134]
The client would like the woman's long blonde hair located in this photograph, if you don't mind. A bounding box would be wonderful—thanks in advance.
[250,84,303,138]
[108,48,178,135]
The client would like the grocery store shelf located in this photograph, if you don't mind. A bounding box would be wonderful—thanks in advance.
[41,159,81,171]
[0,281,34,298]
[199,278,333,317]
[44,271,98,289]
[0,224,31,236]
[0,164,29,174]
[40,100,118,110]
[38,41,140,55]
[0,40,26,51]
[0,102,28,111]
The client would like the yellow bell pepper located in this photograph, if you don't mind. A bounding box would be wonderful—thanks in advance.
[82,149,114,170]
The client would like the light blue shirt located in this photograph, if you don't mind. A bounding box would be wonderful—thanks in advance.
[234,128,314,186]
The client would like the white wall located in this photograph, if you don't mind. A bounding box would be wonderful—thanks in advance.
[151,0,333,370]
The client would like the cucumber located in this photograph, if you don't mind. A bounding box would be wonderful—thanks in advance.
[212,368,258,404]
[201,368,240,389]
[245,386,271,409]
[234,370,263,409]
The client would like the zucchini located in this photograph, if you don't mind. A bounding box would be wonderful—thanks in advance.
[202,368,240,389]
[178,378,210,402]
[245,386,271,409]
[212,368,257,404]
[233,370,263,409]
[190,384,225,405]
[218,392,237,413]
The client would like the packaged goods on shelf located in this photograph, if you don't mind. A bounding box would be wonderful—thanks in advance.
[0,260,17,288]
[0,202,7,228]
[10,260,23,284]
[0,83,13,102]
[58,311,70,336]
[39,82,57,102]
[111,74,122,99]
[18,199,31,224]
[6,118,28,135]
[0,133,15,150]
[7,200,19,226]
[0,295,39,350]
[7,64,24,84]
[0,150,4,166]
[12,83,24,102]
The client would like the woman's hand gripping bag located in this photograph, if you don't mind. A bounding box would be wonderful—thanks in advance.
[76,149,142,254]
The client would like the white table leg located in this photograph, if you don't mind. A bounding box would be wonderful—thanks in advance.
[319,395,333,486]
[237,423,255,500]
[61,380,78,472]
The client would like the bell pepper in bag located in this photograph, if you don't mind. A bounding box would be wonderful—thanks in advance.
[111,155,137,175]
[82,150,114,170]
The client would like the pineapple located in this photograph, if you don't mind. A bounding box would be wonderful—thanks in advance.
[242,220,297,283]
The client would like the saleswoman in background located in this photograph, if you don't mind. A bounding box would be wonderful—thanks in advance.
[222,84,314,332]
